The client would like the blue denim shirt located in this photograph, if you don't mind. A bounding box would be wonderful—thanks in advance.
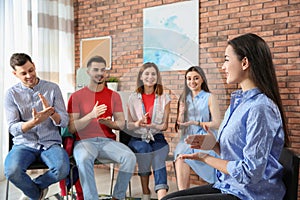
[213,88,285,200]
[4,79,69,150]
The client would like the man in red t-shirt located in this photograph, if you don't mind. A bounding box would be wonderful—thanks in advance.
[68,55,136,200]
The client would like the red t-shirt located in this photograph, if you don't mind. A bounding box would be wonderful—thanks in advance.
[142,92,155,124]
[68,87,123,140]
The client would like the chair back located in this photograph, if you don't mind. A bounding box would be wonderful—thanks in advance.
[279,148,299,200]
[8,134,13,151]
[118,91,131,121]
[119,127,132,146]
[118,91,132,145]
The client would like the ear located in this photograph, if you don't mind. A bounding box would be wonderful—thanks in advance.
[242,57,250,70]
[86,67,90,75]
[12,70,17,76]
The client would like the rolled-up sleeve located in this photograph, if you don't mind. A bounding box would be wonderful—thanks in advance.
[52,85,69,127]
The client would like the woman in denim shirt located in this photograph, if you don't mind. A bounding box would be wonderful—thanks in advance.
[127,62,171,200]
[162,34,289,200]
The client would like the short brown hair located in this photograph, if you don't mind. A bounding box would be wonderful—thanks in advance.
[10,53,33,70]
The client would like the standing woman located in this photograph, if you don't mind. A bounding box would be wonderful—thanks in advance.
[162,33,289,200]
[174,66,221,190]
[127,62,171,200]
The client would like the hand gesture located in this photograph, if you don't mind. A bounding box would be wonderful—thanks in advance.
[38,93,50,109]
[98,116,112,125]
[177,120,194,127]
[178,152,208,161]
[32,107,55,124]
[136,112,149,127]
[184,128,217,151]
[90,101,107,119]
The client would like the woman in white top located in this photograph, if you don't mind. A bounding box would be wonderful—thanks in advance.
[127,62,171,200]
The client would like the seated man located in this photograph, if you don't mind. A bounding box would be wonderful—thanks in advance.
[68,55,136,200]
[4,53,70,200]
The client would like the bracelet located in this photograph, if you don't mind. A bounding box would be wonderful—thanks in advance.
[50,112,55,116]
[198,121,201,127]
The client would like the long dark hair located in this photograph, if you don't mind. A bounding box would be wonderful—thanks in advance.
[135,62,163,95]
[175,66,210,132]
[228,33,289,146]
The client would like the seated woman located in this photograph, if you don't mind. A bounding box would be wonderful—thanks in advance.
[127,62,171,200]
[174,66,221,189]
[162,33,289,200]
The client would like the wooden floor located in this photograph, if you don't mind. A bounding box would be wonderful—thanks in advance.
[0,167,181,200]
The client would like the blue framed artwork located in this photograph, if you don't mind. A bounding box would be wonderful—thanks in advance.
[143,0,199,71]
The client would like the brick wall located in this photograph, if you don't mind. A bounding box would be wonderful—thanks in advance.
[73,0,300,194]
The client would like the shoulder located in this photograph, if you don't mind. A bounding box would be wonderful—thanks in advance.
[128,92,141,105]
[39,79,59,88]
[111,90,121,100]
[129,92,139,99]
[72,87,85,95]
[158,93,171,103]
[70,87,88,100]
[5,83,23,97]
[247,94,281,119]
[251,93,277,110]
[201,90,211,98]
[208,92,217,102]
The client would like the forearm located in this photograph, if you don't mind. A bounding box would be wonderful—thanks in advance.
[69,114,93,133]
[193,120,219,131]
[21,119,38,133]
[213,142,221,155]
[153,123,168,131]
[103,120,125,130]
[202,154,229,174]
[127,121,137,130]
[49,111,61,125]
[204,120,221,130]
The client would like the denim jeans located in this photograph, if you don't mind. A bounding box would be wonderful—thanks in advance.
[128,133,169,192]
[73,137,136,200]
[4,144,70,200]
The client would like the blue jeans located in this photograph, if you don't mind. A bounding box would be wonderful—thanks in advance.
[73,137,136,200]
[4,144,70,200]
[128,133,169,192]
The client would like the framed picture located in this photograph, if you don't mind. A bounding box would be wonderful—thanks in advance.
[143,0,199,71]
[80,36,112,69]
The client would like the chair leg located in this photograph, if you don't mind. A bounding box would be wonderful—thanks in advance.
[173,160,179,190]
[128,180,132,198]
[110,163,115,196]
[69,164,77,200]
[6,179,9,200]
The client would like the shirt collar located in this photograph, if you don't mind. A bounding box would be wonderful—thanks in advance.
[231,87,261,100]
[230,88,261,112]
[20,77,41,90]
